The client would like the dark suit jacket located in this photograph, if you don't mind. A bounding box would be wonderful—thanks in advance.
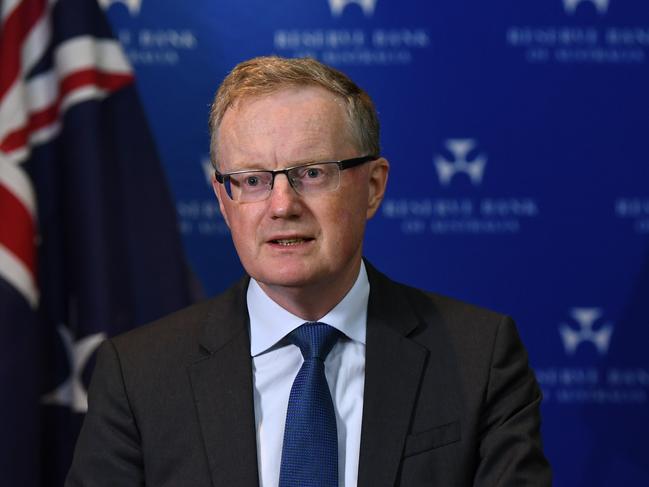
[66,263,551,486]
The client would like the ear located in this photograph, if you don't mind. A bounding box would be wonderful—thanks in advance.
[366,157,389,220]
[212,174,232,228]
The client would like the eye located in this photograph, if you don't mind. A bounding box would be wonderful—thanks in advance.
[305,167,323,178]
[294,165,327,180]
[245,175,260,187]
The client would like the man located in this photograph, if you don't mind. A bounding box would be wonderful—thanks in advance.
[67,56,551,486]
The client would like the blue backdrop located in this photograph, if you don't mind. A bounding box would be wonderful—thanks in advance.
[104,1,649,484]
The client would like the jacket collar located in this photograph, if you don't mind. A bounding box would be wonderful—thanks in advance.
[357,261,431,487]
[190,275,260,487]
[191,263,441,487]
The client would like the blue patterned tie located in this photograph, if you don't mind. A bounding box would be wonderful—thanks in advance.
[279,322,340,487]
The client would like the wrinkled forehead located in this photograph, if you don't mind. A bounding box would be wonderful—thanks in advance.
[221,80,349,120]
[216,87,357,170]
[224,86,349,126]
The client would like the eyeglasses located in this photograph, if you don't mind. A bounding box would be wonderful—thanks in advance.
[214,155,378,202]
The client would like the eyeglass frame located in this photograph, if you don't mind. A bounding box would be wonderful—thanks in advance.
[213,154,379,201]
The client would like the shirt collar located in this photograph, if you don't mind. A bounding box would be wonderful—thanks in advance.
[248,261,369,357]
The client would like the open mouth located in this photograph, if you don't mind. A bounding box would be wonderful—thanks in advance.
[270,238,313,246]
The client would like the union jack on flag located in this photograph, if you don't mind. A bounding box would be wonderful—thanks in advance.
[0,0,195,485]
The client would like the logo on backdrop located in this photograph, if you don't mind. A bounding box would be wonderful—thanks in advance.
[381,137,540,235]
[563,0,610,15]
[98,0,142,16]
[434,139,487,186]
[506,1,648,65]
[176,157,228,237]
[273,0,430,66]
[328,0,377,17]
[559,307,614,355]
[102,0,199,66]
[201,157,214,187]
[614,198,649,234]
[534,307,648,405]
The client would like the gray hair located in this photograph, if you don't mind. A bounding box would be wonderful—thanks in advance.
[208,56,380,167]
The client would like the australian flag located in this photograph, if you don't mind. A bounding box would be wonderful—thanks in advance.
[0,0,197,485]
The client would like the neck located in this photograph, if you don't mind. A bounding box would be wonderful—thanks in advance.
[257,260,362,321]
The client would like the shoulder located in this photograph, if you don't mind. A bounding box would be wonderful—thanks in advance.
[406,282,512,352]
[111,298,212,353]
[366,261,521,372]
[106,276,249,369]
[368,261,508,336]
[411,283,504,325]
[375,270,531,389]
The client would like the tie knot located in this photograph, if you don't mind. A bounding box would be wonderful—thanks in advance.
[289,322,340,360]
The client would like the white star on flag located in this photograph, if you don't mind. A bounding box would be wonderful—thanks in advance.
[42,326,106,413]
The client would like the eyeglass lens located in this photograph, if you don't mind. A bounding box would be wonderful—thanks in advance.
[226,162,341,202]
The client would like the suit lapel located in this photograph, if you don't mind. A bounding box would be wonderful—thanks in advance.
[357,264,429,487]
[188,278,260,487]
[185,266,440,487]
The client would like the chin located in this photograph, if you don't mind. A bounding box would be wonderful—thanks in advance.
[253,265,324,290]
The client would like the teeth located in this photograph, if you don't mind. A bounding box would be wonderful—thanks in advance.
[275,238,305,245]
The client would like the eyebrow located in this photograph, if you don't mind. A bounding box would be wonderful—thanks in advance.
[226,155,336,172]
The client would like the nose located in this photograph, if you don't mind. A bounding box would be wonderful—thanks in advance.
[268,172,303,219]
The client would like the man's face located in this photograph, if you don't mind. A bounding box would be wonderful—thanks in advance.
[213,86,388,302]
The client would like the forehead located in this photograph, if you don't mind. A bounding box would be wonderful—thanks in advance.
[216,86,355,170]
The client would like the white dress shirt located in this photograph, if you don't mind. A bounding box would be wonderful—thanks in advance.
[248,262,369,487]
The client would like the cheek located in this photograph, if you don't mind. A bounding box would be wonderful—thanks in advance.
[225,207,264,250]
[323,197,367,248]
